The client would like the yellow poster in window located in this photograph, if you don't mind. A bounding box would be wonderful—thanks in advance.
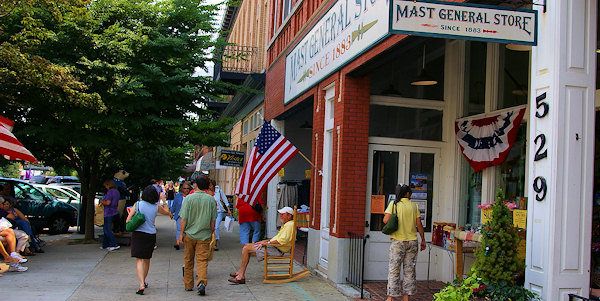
[481,208,492,225]
[513,209,527,229]
[278,168,285,177]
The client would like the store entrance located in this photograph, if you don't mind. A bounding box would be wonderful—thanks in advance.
[364,143,438,280]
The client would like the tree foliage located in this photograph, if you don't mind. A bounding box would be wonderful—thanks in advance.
[0,0,229,240]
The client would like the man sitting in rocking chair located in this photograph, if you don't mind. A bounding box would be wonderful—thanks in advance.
[228,206,295,284]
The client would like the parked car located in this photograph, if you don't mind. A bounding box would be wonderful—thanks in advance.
[46,176,79,185]
[0,178,78,234]
[34,184,81,211]
[29,175,50,184]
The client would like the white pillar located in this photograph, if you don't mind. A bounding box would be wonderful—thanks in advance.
[526,1,597,300]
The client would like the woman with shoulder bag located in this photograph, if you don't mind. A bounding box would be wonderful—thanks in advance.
[383,184,426,301]
[127,185,172,295]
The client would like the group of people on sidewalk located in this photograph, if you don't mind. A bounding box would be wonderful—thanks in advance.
[118,174,296,297]
[0,183,46,274]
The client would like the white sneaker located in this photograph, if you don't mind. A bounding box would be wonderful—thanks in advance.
[10,253,27,263]
[9,263,28,272]
[107,246,120,251]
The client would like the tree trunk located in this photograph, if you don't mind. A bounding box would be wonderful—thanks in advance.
[80,153,100,241]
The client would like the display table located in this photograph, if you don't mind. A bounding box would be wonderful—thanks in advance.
[427,230,481,282]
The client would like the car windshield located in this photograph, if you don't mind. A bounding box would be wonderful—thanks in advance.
[14,183,47,202]
[46,187,72,199]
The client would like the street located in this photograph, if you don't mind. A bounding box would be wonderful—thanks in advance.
[1,216,350,301]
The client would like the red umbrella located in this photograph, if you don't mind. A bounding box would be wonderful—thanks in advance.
[0,115,37,163]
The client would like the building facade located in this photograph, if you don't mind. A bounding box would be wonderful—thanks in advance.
[263,0,599,299]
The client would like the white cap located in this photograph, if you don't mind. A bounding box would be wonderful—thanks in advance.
[277,206,294,215]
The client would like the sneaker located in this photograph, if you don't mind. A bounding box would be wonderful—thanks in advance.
[10,253,27,263]
[197,283,206,296]
[107,246,120,251]
[9,263,28,272]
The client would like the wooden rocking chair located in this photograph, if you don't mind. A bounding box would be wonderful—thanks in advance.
[263,207,310,284]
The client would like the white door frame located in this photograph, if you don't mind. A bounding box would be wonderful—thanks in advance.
[319,85,335,270]
[364,142,440,280]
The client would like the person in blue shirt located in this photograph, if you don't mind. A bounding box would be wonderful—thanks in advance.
[170,181,191,250]
[211,180,231,251]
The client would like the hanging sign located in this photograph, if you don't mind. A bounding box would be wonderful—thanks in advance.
[390,0,537,46]
[455,107,526,172]
[218,149,245,167]
[284,0,390,104]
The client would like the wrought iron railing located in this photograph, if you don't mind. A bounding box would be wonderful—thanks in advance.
[218,45,262,74]
[347,232,369,299]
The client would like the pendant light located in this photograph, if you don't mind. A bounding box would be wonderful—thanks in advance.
[411,44,438,86]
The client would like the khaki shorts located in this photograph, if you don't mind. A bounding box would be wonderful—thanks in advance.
[255,246,284,261]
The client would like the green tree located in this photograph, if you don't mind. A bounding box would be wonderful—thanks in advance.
[1,0,229,241]
[472,199,523,284]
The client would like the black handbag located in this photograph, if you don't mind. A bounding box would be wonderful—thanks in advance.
[381,202,398,235]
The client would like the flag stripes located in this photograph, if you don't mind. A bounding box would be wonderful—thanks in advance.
[235,121,298,206]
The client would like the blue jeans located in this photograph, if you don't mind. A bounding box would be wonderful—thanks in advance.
[174,217,181,241]
[103,215,118,248]
[239,221,261,244]
[215,211,227,240]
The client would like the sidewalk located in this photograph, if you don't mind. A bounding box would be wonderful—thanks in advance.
[2,216,350,301]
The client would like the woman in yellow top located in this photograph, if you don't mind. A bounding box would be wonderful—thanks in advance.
[383,184,426,301]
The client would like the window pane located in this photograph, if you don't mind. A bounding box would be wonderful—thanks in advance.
[370,38,445,100]
[494,124,527,201]
[369,105,443,141]
[370,151,399,232]
[464,41,487,116]
[409,153,434,232]
[498,48,529,109]
[465,169,483,226]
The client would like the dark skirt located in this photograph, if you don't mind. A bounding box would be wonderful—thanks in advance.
[131,231,156,259]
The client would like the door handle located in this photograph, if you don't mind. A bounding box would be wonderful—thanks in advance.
[365,220,370,228]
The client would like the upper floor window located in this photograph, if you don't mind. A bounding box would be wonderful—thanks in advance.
[282,0,292,22]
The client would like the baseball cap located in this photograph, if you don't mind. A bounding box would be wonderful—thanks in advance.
[277,206,294,215]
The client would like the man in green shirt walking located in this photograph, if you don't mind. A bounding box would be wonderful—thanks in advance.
[177,176,216,296]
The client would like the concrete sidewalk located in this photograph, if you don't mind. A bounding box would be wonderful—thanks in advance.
[1,216,350,301]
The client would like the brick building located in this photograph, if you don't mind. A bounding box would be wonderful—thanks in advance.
[263,0,600,299]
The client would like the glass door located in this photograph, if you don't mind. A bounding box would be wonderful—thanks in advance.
[364,144,438,280]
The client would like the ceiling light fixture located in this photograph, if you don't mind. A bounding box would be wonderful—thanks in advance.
[411,44,438,86]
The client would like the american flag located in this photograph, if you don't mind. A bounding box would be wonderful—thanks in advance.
[0,116,37,163]
[235,121,298,205]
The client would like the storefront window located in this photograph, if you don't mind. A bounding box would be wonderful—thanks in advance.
[370,38,444,101]
[465,168,482,226]
[494,124,527,201]
[369,105,443,141]
[370,151,399,231]
[464,41,487,116]
[498,48,530,109]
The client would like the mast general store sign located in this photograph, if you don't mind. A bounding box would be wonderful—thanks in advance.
[284,0,537,104]
[390,0,537,45]
[284,0,389,104]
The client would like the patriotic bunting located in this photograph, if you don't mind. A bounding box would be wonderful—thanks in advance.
[455,107,525,172]
[0,115,37,163]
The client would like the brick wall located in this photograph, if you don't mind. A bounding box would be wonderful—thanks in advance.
[329,74,370,237]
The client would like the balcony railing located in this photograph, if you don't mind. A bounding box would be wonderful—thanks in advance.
[219,45,263,74]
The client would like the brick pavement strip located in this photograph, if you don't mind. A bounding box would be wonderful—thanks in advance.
[2,216,350,301]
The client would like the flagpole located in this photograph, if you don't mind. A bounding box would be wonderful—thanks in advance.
[297,150,322,175]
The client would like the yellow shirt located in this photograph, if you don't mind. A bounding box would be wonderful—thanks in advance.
[270,220,294,253]
[385,198,420,241]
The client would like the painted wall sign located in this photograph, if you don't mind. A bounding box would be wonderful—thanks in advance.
[284,0,389,104]
[218,149,245,167]
[390,0,537,45]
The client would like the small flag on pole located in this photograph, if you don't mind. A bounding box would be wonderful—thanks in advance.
[0,116,37,163]
[235,121,298,205]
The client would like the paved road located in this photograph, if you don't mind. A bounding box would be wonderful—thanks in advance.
[1,216,350,301]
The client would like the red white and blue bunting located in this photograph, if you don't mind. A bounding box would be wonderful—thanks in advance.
[455,107,526,172]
